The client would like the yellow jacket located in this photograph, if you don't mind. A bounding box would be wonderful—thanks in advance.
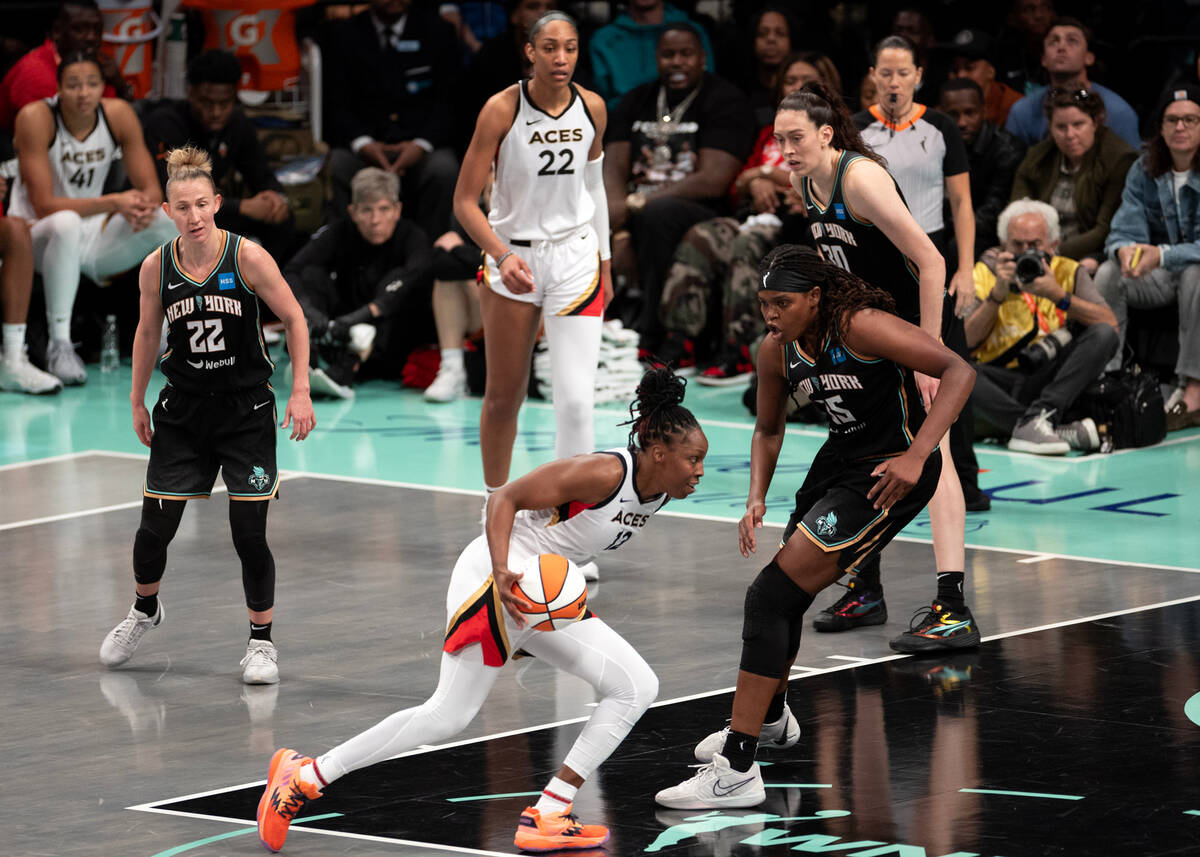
[971,254,1079,367]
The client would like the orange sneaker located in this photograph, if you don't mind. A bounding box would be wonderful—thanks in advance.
[257,748,323,852]
[514,804,609,852]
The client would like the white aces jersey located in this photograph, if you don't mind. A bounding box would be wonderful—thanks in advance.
[510,447,669,563]
[487,80,596,242]
[9,96,118,219]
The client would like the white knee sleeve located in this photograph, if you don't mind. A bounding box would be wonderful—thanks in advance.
[542,313,602,459]
[31,211,84,340]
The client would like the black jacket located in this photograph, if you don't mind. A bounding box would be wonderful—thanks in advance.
[320,8,458,149]
[284,217,433,321]
[142,99,282,218]
[965,121,1025,255]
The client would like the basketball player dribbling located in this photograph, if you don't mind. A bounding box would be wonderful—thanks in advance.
[452,12,611,580]
[256,368,708,853]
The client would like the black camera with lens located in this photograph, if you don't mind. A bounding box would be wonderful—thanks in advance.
[1017,327,1072,371]
[1014,249,1050,285]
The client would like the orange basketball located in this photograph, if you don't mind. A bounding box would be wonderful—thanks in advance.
[511,553,588,631]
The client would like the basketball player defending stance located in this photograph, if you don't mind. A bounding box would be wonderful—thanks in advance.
[256,368,707,853]
[98,146,315,685]
[657,245,974,809]
[453,13,611,571]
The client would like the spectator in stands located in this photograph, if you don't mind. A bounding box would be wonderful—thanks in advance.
[994,0,1056,95]
[0,0,130,132]
[422,222,483,403]
[589,0,715,110]
[939,78,1026,255]
[322,0,460,239]
[143,51,303,266]
[440,1,507,59]
[891,7,945,101]
[604,23,753,346]
[1011,87,1137,269]
[283,168,433,399]
[0,176,62,394]
[457,0,554,153]
[966,198,1118,454]
[738,6,798,128]
[1096,86,1200,431]
[1004,18,1141,149]
[943,29,1023,127]
[656,52,837,383]
[9,52,176,386]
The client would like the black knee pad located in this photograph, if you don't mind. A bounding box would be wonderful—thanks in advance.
[229,501,275,612]
[739,562,815,678]
[132,498,185,585]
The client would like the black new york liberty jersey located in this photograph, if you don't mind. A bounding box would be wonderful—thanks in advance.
[158,231,273,393]
[784,328,925,460]
[800,151,921,324]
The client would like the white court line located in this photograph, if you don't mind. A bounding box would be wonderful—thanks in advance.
[39,451,1195,576]
[825,654,875,662]
[130,589,1200,849]
[1018,554,1058,564]
[0,450,102,471]
[0,472,302,532]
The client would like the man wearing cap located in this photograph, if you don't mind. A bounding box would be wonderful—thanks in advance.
[1096,86,1200,431]
[944,28,1022,127]
[1003,17,1140,149]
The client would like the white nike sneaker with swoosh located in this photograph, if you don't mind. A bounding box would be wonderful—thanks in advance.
[654,752,765,809]
[694,705,801,762]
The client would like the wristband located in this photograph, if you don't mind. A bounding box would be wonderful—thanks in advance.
[495,250,514,267]
[1056,293,1072,312]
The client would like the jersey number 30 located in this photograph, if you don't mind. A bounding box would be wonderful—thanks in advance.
[819,243,851,272]
[537,148,575,176]
[186,319,226,354]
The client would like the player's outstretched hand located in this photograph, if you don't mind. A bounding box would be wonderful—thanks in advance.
[282,392,315,441]
[739,501,766,557]
[868,451,921,511]
[499,253,535,294]
[493,566,534,628]
[132,402,153,447]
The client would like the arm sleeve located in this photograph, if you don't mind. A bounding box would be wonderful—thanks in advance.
[585,154,610,261]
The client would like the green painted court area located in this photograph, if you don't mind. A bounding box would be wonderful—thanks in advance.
[4,359,1198,570]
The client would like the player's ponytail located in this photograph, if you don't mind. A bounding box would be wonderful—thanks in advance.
[165,145,216,196]
[623,367,700,450]
[777,82,886,169]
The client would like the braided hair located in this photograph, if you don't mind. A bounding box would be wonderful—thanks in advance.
[622,367,700,451]
[759,244,896,346]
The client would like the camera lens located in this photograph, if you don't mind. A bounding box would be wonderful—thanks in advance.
[1015,251,1043,284]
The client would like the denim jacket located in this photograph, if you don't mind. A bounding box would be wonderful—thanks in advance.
[1105,153,1200,271]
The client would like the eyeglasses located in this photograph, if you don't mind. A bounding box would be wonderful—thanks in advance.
[1047,87,1094,103]
[1162,113,1200,128]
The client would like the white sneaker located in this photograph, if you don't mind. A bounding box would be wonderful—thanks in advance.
[1007,408,1069,455]
[45,339,87,386]
[424,363,466,403]
[0,348,62,394]
[309,366,354,399]
[579,561,600,582]
[100,602,164,667]
[694,705,801,762]
[654,752,765,809]
[241,640,280,685]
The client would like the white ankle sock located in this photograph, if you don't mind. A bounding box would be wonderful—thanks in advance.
[2,324,25,361]
[302,757,331,791]
[441,348,463,372]
[534,777,577,815]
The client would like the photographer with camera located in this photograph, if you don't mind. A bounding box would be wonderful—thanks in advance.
[965,198,1118,454]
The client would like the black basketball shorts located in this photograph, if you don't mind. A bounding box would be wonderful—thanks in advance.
[143,383,278,501]
[781,442,942,572]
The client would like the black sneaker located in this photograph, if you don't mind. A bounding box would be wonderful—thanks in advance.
[641,332,696,376]
[812,579,887,632]
[696,340,754,387]
[888,601,981,653]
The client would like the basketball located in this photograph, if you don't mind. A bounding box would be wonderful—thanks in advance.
[511,553,588,631]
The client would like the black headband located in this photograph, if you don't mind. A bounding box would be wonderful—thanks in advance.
[759,267,818,293]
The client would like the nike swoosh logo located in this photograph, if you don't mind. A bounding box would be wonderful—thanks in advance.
[620,498,635,503]
[712,776,756,797]
[253,400,271,410]
[788,359,802,369]
[525,119,542,125]
[186,359,204,368]
[167,281,187,290]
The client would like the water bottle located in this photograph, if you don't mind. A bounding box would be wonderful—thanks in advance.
[100,315,120,373]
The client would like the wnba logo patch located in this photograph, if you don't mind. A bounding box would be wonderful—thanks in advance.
[218,273,235,290]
